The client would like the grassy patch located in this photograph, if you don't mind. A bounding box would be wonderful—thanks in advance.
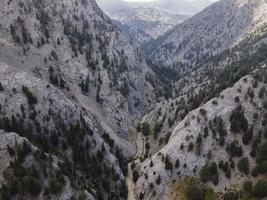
[168,177,219,200]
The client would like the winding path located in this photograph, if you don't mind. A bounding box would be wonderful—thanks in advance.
[127,132,146,200]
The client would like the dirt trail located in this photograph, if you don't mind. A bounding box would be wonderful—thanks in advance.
[127,130,146,200]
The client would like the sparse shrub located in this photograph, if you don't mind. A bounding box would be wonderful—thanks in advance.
[120,81,130,97]
[7,145,15,156]
[225,169,231,179]
[141,122,150,136]
[153,122,162,137]
[22,86,38,105]
[0,82,4,91]
[251,167,259,177]
[188,142,194,152]
[247,88,255,99]
[212,100,218,105]
[252,80,258,88]
[234,96,240,103]
[168,117,174,127]
[258,87,266,98]
[242,126,253,145]
[199,108,207,116]
[150,160,153,168]
[16,141,32,163]
[165,156,173,170]
[156,175,161,185]
[175,159,180,168]
[230,106,248,133]
[132,170,139,183]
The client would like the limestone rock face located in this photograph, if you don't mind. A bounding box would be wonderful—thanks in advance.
[0,62,129,199]
[0,0,159,198]
[0,0,157,142]
[0,129,97,199]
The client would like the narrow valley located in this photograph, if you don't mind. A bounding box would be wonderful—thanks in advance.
[0,0,267,200]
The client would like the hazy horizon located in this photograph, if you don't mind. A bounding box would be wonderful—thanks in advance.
[96,0,219,16]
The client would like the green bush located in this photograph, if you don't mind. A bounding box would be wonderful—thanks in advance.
[0,82,4,91]
[242,126,254,145]
[251,167,259,177]
[237,157,250,175]
[252,179,267,198]
[132,170,139,183]
[243,180,253,193]
[187,185,205,200]
[199,108,207,116]
[0,184,11,200]
[223,191,238,200]
[230,106,248,133]
[200,163,219,185]
[175,159,180,168]
[257,141,267,162]
[153,122,162,137]
[16,141,32,163]
[258,87,266,98]
[165,156,173,171]
[49,177,63,194]
[141,122,150,136]
[227,140,243,157]
[21,176,41,196]
[254,161,267,174]
[156,175,161,185]
[22,86,38,105]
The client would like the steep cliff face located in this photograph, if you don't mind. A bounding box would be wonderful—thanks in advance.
[150,0,267,74]
[0,0,157,141]
[0,63,130,199]
[0,0,160,199]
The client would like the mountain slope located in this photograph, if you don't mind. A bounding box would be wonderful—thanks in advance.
[0,0,160,199]
[150,0,267,75]
[0,63,129,199]
[135,69,267,199]
[0,0,158,140]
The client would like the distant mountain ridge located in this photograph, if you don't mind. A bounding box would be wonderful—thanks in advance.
[96,0,214,47]
[149,0,267,74]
